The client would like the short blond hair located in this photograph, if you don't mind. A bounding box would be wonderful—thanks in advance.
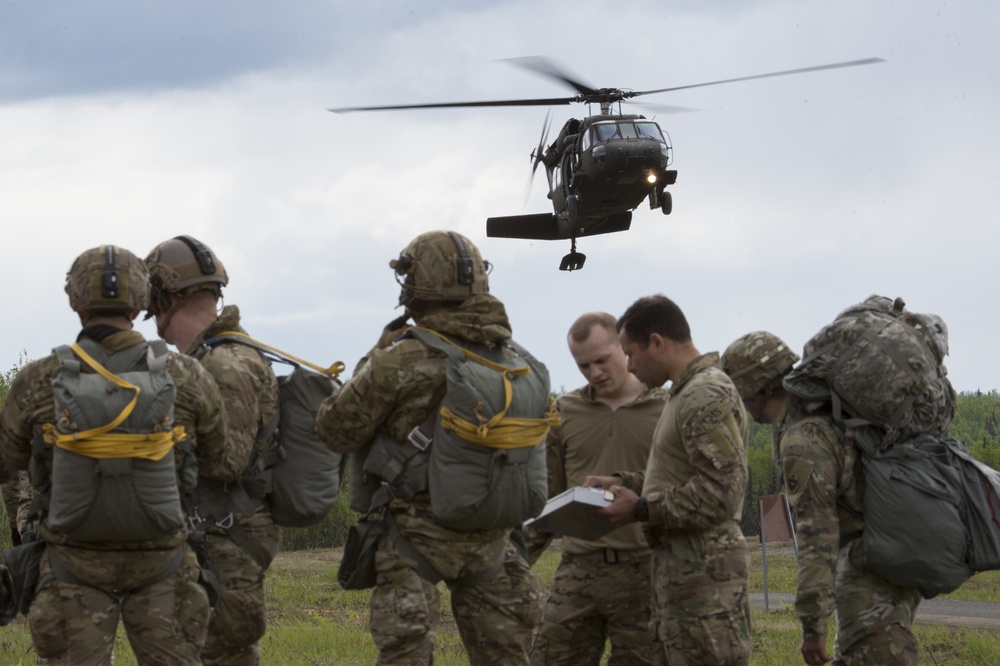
[568,311,618,344]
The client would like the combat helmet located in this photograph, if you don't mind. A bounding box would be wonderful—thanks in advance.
[145,235,228,295]
[65,245,150,314]
[721,331,799,401]
[390,230,490,306]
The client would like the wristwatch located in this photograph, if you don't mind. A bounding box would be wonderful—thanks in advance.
[633,497,649,522]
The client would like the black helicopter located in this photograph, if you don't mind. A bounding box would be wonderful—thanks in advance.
[329,56,883,270]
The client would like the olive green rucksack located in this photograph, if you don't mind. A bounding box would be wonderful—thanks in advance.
[205,333,346,528]
[856,429,1000,597]
[35,339,188,543]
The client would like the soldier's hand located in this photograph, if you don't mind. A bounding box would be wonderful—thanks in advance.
[800,637,832,665]
[594,485,638,527]
[582,474,621,490]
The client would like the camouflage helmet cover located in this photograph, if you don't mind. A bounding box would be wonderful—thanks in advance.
[145,235,228,294]
[721,330,800,400]
[390,230,489,304]
[65,245,150,313]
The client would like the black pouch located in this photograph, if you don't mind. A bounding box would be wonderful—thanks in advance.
[338,512,387,590]
[3,539,46,620]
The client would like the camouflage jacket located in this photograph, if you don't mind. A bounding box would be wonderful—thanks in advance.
[547,384,665,554]
[775,404,866,641]
[623,353,748,535]
[316,294,515,454]
[0,327,231,549]
[189,305,280,480]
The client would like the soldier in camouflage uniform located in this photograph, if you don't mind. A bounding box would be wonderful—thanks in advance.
[589,295,751,666]
[0,245,233,665]
[145,236,280,666]
[529,312,664,666]
[316,230,545,665]
[748,323,919,665]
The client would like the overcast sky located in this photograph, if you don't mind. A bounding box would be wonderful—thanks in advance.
[1,1,997,396]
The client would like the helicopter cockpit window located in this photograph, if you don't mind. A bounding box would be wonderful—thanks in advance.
[592,122,621,143]
[635,122,666,144]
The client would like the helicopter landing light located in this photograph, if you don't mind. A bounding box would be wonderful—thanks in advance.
[647,174,657,184]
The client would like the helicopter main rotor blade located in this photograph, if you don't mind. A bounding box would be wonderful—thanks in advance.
[629,57,885,99]
[500,56,600,97]
[328,97,576,113]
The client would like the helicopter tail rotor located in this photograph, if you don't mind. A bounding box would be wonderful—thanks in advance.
[526,110,552,205]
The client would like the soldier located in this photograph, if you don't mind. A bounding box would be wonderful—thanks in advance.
[316,230,545,665]
[529,312,665,665]
[145,236,280,666]
[758,327,922,666]
[0,245,233,665]
[588,294,751,666]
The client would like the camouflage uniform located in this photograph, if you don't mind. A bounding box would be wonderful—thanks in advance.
[0,327,233,665]
[530,385,665,666]
[317,295,545,666]
[618,353,751,666]
[187,305,280,666]
[2,470,21,546]
[776,404,922,665]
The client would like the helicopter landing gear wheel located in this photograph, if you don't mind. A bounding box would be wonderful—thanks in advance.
[560,237,586,271]
[661,190,672,215]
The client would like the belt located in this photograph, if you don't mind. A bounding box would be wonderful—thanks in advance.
[568,548,652,565]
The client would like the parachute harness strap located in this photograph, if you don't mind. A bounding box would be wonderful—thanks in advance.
[43,343,184,461]
[214,330,345,379]
[409,327,559,450]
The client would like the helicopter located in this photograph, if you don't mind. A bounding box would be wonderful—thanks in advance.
[329,56,884,270]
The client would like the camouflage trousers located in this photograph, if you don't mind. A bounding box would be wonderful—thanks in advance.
[650,523,751,666]
[829,539,921,665]
[530,549,653,666]
[1,477,20,546]
[369,504,545,665]
[28,543,209,665]
[200,514,280,666]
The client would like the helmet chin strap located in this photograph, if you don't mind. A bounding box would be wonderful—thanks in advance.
[155,291,188,340]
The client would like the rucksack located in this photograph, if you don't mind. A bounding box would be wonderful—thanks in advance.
[782,295,1000,596]
[783,295,955,449]
[205,333,346,528]
[36,339,189,543]
[355,326,557,531]
[856,429,1000,597]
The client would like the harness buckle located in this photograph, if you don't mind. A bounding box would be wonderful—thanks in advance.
[406,426,433,451]
[215,513,235,529]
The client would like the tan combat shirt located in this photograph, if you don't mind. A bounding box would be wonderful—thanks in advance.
[548,384,665,554]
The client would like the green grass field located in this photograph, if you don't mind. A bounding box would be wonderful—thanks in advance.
[2,543,999,664]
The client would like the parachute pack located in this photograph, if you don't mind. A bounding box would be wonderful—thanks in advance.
[785,295,1000,596]
[34,339,189,543]
[353,326,557,532]
[205,333,346,529]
